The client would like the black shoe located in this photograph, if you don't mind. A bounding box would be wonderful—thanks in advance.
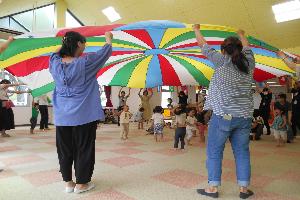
[197,189,219,198]
[239,190,254,199]
[287,140,291,143]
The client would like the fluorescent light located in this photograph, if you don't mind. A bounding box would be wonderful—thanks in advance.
[272,0,300,23]
[102,6,121,22]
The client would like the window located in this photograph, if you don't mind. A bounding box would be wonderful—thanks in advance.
[66,10,83,28]
[0,70,29,106]
[161,86,172,108]
[0,4,55,32]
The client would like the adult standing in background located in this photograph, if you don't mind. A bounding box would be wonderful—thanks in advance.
[37,94,51,131]
[139,89,153,123]
[257,83,272,135]
[252,88,261,117]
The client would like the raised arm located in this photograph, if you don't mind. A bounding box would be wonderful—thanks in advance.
[119,87,123,97]
[84,32,113,75]
[237,29,255,69]
[0,36,14,54]
[138,89,143,97]
[237,29,249,47]
[193,24,207,47]
[277,51,298,71]
[193,24,224,68]
[127,88,131,97]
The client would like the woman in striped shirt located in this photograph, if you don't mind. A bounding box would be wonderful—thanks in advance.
[193,24,255,199]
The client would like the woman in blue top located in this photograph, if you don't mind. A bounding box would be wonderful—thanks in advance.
[49,31,113,194]
[193,24,255,199]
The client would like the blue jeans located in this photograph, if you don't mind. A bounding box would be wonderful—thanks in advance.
[206,114,252,187]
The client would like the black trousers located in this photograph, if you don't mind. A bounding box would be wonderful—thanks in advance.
[39,105,49,129]
[30,117,37,130]
[174,127,186,149]
[260,109,271,134]
[291,114,300,136]
[56,121,97,184]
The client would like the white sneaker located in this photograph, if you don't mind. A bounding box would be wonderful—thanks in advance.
[65,186,74,193]
[74,183,95,194]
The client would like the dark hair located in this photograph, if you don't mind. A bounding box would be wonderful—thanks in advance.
[143,90,148,95]
[153,106,163,113]
[221,36,249,74]
[59,31,86,57]
[167,98,172,102]
[139,107,145,112]
[278,93,286,100]
[262,88,269,92]
[174,105,186,115]
[179,91,185,96]
[121,91,126,94]
[0,79,11,84]
[34,103,39,107]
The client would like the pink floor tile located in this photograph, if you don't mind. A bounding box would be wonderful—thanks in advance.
[0,169,17,179]
[0,145,21,152]
[96,136,114,141]
[28,135,53,140]
[252,190,298,200]
[153,169,207,188]
[102,156,146,167]
[95,147,106,152]
[251,175,275,188]
[110,148,145,155]
[222,171,236,182]
[250,150,270,158]
[22,169,61,186]
[222,159,235,169]
[274,150,300,157]
[45,141,56,146]
[279,171,300,182]
[152,148,186,156]
[80,189,135,200]
[117,141,145,147]
[2,155,44,166]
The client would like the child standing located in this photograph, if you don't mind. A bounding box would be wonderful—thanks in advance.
[30,102,39,134]
[151,106,165,142]
[186,109,197,145]
[134,107,144,129]
[196,106,208,143]
[174,105,187,150]
[272,107,287,147]
[119,105,132,140]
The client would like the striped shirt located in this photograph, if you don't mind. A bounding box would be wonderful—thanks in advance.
[201,44,255,118]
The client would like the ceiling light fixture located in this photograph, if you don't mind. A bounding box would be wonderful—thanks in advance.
[102,6,121,22]
[272,0,300,23]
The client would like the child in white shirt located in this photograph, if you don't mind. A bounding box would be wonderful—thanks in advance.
[119,105,132,140]
[186,109,197,145]
[151,106,165,142]
[134,107,144,129]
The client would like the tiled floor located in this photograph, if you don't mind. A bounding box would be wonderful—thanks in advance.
[0,124,300,200]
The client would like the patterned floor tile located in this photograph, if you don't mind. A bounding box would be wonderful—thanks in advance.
[101,156,146,168]
[22,169,61,186]
[152,148,187,156]
[152,169,206,188]
[110,148,145,155]
[2,155,44,166]
[80,189,135,200]
[0,145,21,152]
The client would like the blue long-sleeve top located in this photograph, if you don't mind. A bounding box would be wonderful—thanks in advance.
[49,44,112,126]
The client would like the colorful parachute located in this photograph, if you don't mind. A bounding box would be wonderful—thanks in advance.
[0,20,295,97]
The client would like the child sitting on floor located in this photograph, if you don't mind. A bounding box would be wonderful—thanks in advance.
[30,101,39,134]
[174,105,187,150]
[272,107,287,147]
[186,108,197,145]
[134,107,144,129]
[151,106,165,142]
[119,105,132,140]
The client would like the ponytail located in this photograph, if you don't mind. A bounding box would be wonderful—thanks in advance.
[221,37,249,74]
[58,31,86,58]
